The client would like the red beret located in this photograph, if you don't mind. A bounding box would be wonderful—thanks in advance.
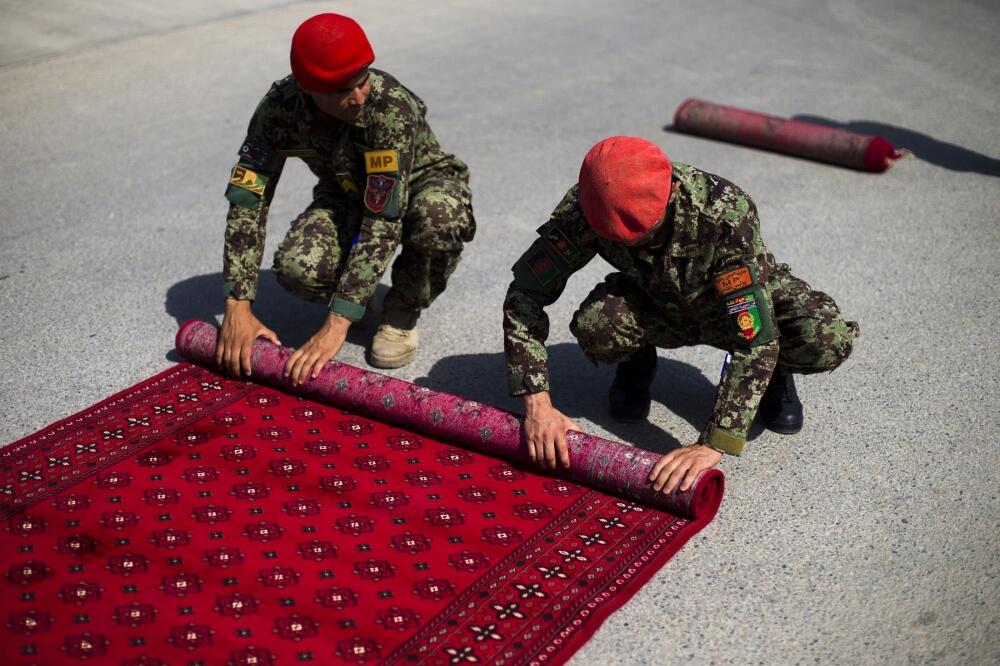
[578,137,672,243]
[290,14,375,93]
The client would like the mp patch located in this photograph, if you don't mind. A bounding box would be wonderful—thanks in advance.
[714,265,753,296]
[229,166,267,196]
[238,138,273,169]
[365,149,399,174]
[364,174,396,214]
[527,247,560,286]
[726,294,762,342]
[543,226,581,264]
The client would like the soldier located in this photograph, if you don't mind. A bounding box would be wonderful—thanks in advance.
[503,136,858,494]
[216,13,475,383]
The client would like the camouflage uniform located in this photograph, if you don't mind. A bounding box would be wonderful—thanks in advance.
[503,163,858,455]
[223,69,475,329]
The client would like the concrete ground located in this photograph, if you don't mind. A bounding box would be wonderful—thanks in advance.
[1,1,998,663]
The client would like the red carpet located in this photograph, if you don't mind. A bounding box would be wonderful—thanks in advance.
[1,326,723,665]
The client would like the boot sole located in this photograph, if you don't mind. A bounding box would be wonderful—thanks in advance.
[765,422,803,435]
[368,352,416,369]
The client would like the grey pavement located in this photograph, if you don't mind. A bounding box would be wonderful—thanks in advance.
[1,1,998,664]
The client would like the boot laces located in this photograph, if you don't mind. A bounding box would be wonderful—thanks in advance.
[378,325,413,341]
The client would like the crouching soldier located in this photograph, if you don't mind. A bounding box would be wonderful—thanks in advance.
[217,13,475,383]
[503,136,858,493]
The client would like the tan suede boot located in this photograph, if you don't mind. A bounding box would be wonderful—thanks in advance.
[370,324,419,369]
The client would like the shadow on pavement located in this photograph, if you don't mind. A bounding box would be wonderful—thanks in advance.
[163,271,386,361]
[414,342,724,456]
[793,115,1000,177]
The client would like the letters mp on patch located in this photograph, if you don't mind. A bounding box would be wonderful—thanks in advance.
[364,174,396,213]
[229,166,266,195]
[714,265,753,296]
[365,149,400,174]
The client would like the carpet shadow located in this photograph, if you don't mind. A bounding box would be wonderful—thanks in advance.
[793,116,1000,177]
[164,271,386,362]
[414,342,724,456]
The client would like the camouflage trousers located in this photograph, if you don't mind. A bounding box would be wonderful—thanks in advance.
[569,269,859,373]
[272,174,475,329]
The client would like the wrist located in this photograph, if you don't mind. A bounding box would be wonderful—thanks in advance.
[523,391,552,417]
[225,297,252,312]
[324,313,352,331]
[699,442,726,457]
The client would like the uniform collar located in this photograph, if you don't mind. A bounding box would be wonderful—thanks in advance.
[351,102,370,129]
[665,169,698,257]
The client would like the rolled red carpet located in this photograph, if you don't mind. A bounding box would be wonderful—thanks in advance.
[673,98,905,172]
[0,321,724,665]
[176,319,721,519]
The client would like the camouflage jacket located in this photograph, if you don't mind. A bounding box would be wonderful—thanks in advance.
[502,163,781,455]
[222,69,469,320]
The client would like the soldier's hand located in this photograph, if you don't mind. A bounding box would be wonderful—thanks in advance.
[648,444,722,495]
[216,299,281,377]
[523,391,579,470]
[283,314,350,387]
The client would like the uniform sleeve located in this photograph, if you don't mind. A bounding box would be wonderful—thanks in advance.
[699,197,779,455]
[503,189,596,395]
[222,93,287,301]
[329,85,417,320]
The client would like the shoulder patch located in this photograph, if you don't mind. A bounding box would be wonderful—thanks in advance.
[527,247,561,285]
[229,166,267,195]
[714,265,752,296]
[365,149,399,174]
[238,138,274,170]
[542,226,581,265]
[336,172,360,195]
[726,294,762,342]
[364,174,397,214]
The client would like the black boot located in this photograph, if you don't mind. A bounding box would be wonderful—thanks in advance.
[758,370,803,434]
[609,344,657,423]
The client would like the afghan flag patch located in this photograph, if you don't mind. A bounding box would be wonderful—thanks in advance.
[726,294,761,342]
[364,174,396,214]
[528,247,560,285]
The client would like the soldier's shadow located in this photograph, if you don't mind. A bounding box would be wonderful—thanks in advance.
[414,343,736,456]
[163,270,386,361]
